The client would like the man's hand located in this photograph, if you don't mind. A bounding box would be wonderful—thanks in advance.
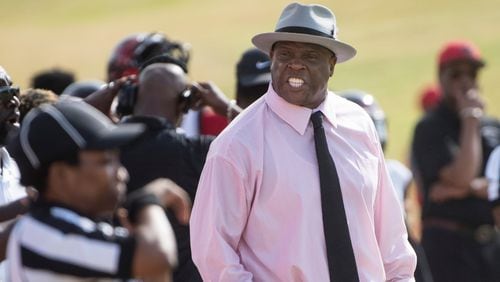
[429,177,489,203]
[142,178,192,225]
[456,88,484,120]
[84,75,136,122]
[470,177,489,199]
[190,81,242,117]
[117,178,191,231]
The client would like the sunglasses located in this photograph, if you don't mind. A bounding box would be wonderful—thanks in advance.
[0,86,19,103]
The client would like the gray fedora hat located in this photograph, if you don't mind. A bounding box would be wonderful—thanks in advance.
[252,3,356,63]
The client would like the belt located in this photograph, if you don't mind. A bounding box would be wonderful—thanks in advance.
[423,217,494,243]
[423,217,471,233]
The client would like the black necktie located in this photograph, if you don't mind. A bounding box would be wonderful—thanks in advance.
[311,111,359,282]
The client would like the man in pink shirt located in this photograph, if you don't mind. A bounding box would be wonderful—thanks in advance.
[190,3,416,281]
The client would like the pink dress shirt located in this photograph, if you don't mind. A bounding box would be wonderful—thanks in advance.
[190,86,417,281]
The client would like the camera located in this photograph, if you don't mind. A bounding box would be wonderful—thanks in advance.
[115,80,138,117]
[179,86,197,113]
[115,81,198,117]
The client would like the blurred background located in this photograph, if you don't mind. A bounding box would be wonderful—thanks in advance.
[0,0,498,161]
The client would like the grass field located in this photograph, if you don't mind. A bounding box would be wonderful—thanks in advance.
[1,0,499,162]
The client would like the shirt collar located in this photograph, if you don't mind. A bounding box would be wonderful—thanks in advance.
[264,85,338,135]
[317,93,338,128]
[32,200,95,221]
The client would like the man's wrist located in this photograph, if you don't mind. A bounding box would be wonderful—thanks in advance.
[226,100,242,121]
[227,100,237,121]
[460,107,483,119]
[123,190,163,224]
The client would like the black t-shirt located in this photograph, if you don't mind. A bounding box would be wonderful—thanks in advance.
[412,102,500,227]
[120,116,213,282]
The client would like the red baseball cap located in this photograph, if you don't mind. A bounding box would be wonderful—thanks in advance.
[438,40,485,69]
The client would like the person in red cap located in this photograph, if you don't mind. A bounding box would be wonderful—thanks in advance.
[411,40,500,281]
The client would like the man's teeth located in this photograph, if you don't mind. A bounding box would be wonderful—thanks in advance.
[288,78,304,88]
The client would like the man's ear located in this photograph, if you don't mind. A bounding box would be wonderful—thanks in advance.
[48,161,68,177]
[269,43,277,60]
[48,162,73,182]
[45,161,75,197]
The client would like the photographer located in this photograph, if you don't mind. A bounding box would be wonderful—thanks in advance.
[115,62,239,282]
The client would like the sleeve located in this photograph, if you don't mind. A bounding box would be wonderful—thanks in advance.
[188,135,215,174]
[486,146,500,205]
[190,154,253,282]
[374,140,417,281]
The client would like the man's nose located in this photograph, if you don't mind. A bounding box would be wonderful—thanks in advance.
[459,75,476,90]
[287,58,306,71]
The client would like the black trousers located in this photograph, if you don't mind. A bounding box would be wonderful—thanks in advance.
[422,227,493,282]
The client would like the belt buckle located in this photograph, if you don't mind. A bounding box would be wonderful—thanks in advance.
[475,224,496,244]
